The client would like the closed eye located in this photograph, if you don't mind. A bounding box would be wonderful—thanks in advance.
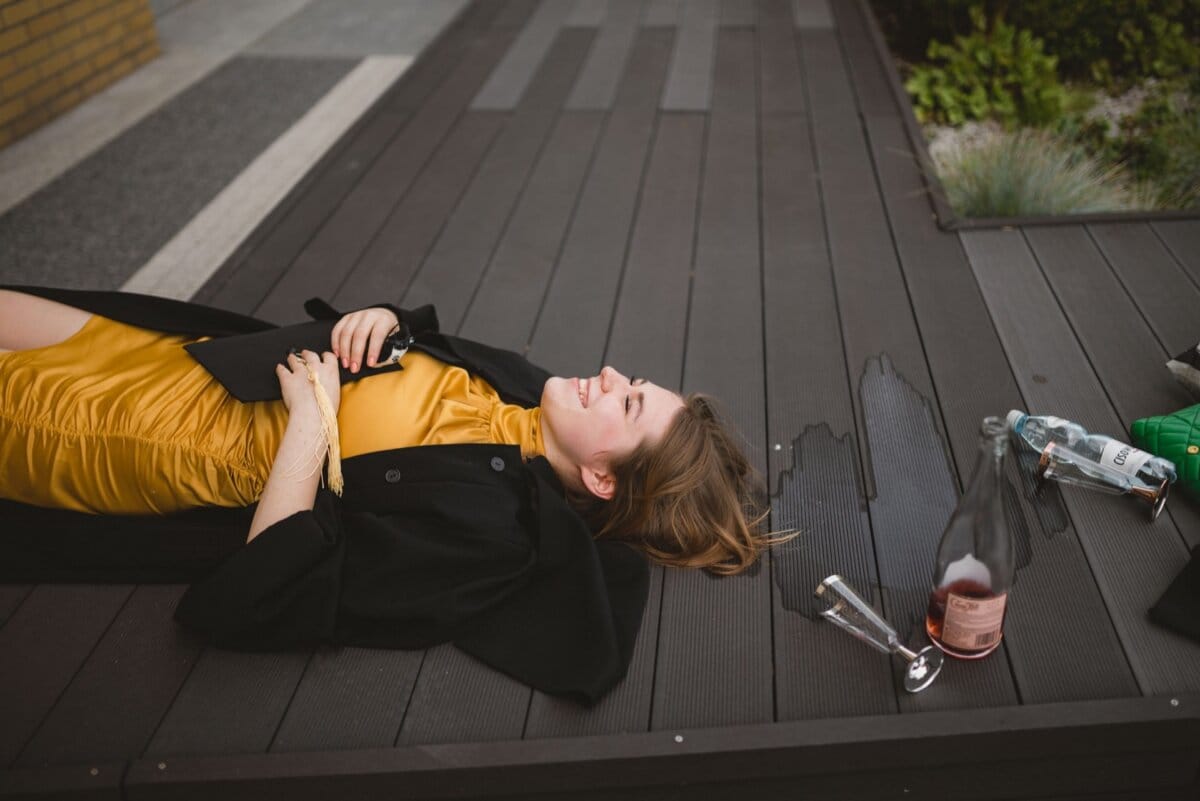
[627,378,645,415]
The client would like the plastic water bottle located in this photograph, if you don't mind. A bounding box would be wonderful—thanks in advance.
[1006,410,1176,520]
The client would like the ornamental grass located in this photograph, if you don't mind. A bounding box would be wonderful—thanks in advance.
[933,128,1157,217]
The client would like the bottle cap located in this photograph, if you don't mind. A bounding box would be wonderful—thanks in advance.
[1005,410,1025,432]
[1151,478,1169,521]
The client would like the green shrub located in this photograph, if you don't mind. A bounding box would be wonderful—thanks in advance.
[872,1,1200,86]
[934,129,1154,216]
[905,6,1065,127]
[1010,0,1200,86]
[1057,82,1200,208]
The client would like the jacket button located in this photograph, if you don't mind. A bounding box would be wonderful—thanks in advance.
[490,457,505,472]
[385,469,402,483]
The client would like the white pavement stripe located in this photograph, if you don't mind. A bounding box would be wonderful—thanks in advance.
[122,55,411,301]
[0,0,315,217]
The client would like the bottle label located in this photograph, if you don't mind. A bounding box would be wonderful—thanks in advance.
[1099,440,1152,478]
[943,592,1007,651]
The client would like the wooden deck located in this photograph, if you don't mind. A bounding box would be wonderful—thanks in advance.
[3,1,1200,798]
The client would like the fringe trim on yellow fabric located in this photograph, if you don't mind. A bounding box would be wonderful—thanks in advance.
[302,360,343,496]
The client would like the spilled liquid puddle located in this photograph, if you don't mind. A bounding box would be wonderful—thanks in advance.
[770,353,1069,639]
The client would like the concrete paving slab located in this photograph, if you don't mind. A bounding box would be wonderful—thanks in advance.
[0,57,355,289]
[566,0,608,27]
[644,0,680,25]
[660,0,716,110]
[566,0,643,109]
[247,0,469,57]
[470,0,574,110]
[793,0,834,28]
[123,55,411,300]
[0,0,314,216]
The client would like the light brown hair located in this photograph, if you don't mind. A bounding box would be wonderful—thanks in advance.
[569,394,798,575]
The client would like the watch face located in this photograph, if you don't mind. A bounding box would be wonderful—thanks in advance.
[377,324,414,366]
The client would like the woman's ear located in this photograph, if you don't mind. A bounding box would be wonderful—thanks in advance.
[580,465,616,500]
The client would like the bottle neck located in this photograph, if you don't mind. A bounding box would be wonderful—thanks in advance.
[970,422,1008,493]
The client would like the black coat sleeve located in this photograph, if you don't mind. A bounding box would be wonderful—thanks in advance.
[302,297,440,335]
[172,454,542,656]
[173,490,345,650]
[453,469,651,706]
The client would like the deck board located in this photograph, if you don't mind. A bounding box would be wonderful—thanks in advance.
[603,114,703,391]
[458,110,605,351]
[269,646,423,752]
[1089,223,1200,362]
[0,586,31,628]
[396,644,530,745]
[0,586,133,768]
[1152,219,1200,288]
[143,650,310,757]
[15,586,201,768]
[328,112,505,313]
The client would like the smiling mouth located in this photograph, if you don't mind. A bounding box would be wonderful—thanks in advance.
[577,377,588,408]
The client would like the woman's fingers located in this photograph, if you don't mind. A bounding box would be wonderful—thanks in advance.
[330,319,344,358]
[331,309,401,372]
[366,321,390,368]
[337,321,358,369]
[349,325,371,373]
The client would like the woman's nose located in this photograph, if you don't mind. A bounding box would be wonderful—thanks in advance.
[599,366,626,390]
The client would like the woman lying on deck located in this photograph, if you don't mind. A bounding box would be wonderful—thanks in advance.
[0,286,793,704]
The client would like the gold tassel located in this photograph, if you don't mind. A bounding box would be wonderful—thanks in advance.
[301,359,343,496]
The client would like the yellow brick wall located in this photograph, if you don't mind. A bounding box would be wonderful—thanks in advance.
[0,0,159,149]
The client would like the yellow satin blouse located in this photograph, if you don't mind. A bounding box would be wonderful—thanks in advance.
[0,315,542,515]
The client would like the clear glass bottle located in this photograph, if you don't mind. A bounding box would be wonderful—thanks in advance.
[925,416,1013,659]
[1007,410,1175,521]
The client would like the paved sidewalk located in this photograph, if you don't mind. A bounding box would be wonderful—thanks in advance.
[0,0,467,296]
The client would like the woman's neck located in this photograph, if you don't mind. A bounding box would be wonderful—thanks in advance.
[539,416,585,494]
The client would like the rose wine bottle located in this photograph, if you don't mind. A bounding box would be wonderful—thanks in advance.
[926,416,1014,659]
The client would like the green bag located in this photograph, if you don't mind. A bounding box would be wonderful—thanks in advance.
[1131,404,1200,501]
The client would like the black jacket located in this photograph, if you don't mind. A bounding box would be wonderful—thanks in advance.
[0,285,649,705]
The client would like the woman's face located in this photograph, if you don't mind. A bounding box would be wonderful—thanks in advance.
[541,366,684,488]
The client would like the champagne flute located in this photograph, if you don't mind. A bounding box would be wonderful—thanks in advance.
[815,574,943,693]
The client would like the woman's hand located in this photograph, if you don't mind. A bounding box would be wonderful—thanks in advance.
[277,350,341,415]
[331,307,400,373]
